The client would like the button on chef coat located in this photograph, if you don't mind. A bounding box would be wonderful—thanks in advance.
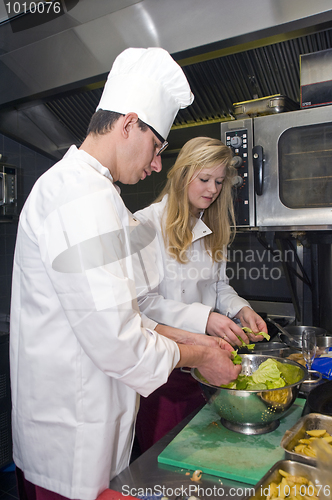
[10,147,179,500]
[134,196,251,333]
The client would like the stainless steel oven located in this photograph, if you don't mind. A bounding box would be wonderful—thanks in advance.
[221,104,332,230]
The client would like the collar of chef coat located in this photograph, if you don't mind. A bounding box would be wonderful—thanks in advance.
[64,145,121,194]
[159,194,212,243]
[192,216,212,242]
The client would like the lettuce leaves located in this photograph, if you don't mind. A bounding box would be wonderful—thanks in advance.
[221,358,301,390]
[242,326,271,341]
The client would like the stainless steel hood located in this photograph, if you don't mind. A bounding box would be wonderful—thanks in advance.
[1,0,332,159]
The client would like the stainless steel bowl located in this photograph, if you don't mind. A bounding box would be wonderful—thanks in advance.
[191,354,307,435]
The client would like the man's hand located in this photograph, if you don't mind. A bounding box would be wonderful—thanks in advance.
[176,343,242,387]
[195,348,242,387]
[155,324,233,352]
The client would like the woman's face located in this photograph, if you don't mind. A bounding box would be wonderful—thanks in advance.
[187,163,226,217]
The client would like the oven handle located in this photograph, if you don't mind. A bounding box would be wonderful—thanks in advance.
[0,172,4,205]
[252,145,264,195]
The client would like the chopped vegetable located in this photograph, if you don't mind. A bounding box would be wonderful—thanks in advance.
[265,469,318,500]
[242,326,270,341]
[236,335,250,347]
[235,333,255,350]
[306,429,327,437]
[262,388,290,404]
[191,469,202,481]
[292,429,332,458]
[231,350,242,365]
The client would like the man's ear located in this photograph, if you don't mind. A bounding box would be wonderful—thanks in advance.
[121,112,139,138]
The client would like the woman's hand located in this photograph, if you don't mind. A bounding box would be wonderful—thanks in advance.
[234,306,268,342]
[206,311,250,347]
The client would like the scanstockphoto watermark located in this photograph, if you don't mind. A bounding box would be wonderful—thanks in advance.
[3,0,79,32]
[165,246,294,282]
[121,484,256,498]
[166,247,295,266]
[227,248,295,265]
[226,263,282,281]
[226,247,295,282]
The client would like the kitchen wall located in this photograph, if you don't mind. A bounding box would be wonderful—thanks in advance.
[0,133,54,317]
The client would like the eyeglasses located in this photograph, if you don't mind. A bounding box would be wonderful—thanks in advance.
[156,140,168,156]
[146,123,168,156]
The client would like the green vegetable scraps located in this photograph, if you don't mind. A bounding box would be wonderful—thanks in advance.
[231,351,242,365]
[221,358,302,391]
[242,326,270,341]
[236,335,255,349]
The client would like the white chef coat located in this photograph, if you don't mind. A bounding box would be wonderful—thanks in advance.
[10,146,180,500]
[134,196,251,334]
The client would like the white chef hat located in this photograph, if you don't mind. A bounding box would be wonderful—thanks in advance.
[96,47,194,140]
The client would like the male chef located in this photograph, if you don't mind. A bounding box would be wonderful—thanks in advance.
[10,47,241,500]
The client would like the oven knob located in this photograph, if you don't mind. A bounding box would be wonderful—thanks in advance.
[230,156,243,168]
[230,136,242,147]
[232,175,243,187]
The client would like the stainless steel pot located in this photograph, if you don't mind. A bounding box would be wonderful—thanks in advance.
[278,331,332,351]
[266,318,329,350]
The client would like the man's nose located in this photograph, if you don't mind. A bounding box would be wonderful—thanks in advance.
[151,154,162,173]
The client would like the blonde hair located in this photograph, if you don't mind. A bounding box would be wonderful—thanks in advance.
[156,137,237,263]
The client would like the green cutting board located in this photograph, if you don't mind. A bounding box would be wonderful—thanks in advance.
[158,399,305,485]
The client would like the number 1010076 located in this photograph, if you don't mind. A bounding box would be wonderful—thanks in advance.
[261,483,331,498]
[5,2,61,15]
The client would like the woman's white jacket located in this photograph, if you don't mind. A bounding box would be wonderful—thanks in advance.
[135,196,251,334]
[10,147,179,500]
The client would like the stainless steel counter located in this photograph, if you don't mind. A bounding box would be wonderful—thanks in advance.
[108,344,325,499]
[109,404,260,500]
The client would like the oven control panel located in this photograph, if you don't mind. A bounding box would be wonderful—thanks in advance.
[225,129,250,226]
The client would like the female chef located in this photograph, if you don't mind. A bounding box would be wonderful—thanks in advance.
[134,136,268,451]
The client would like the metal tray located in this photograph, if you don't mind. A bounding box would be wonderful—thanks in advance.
[280,413,332,466]
[242,459,326,500]
[233,94,299,118]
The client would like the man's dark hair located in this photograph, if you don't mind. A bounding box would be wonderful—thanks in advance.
[87,109,149,136]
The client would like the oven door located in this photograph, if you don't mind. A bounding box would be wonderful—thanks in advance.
[254,104,332,229]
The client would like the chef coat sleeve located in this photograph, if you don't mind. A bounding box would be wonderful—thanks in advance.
[33,183,180,398]
[140,313,158,331]
[137,290,211,334]
[215,261,252,318]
